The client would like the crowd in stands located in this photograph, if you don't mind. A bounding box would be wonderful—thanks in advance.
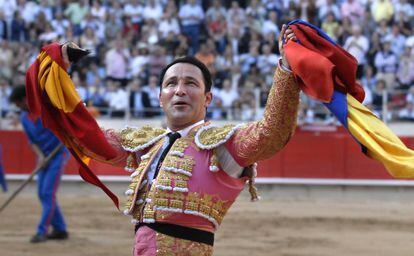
[0,0,413,123]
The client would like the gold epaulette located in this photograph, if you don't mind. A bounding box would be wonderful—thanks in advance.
[195,123,244,150]
[120,125,167,152]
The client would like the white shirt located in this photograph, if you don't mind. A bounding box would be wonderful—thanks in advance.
[179,4,205,26]
[343,35,369,64]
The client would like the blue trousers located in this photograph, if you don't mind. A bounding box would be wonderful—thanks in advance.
[181,24,201,55]
[36,151,67,235]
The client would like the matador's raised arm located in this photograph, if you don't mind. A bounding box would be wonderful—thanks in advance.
[224,61,300,167]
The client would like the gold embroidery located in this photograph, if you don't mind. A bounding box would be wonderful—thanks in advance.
[197,124,237,148]
[235,66,300,164]
[156,232,213,256]
[120,125,166,151]
[170,139,189,153]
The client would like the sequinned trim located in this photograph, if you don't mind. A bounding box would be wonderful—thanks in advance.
[195,124,244,150]
[163,166,193,177]
[170,151,185,157]
[125,189,134,196]
[120,125,167,152]
[155,184,173,191]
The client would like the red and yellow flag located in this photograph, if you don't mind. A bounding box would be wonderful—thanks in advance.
[26,43,120,208]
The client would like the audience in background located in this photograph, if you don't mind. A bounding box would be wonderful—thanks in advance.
[0,0,412,123]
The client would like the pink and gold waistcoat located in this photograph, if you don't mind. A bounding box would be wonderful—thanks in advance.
[120,124,248,232]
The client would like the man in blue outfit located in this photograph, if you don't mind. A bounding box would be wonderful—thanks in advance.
[9,86,69,243]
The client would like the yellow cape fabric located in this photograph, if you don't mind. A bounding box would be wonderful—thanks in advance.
[36,51,90,166]
[347,94,414,178]
[37,52,81,113]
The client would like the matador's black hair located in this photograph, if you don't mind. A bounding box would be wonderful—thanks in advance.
[159,56,212,92]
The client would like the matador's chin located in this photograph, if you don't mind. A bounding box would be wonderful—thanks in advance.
[60,42,90,69]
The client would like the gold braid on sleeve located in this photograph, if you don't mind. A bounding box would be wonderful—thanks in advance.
[234,66,300,165]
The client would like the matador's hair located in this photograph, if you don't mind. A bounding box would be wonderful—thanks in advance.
[159,56,212,93]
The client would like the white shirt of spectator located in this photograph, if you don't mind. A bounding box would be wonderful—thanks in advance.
[143,2,163,21]
[105,48,130,79]
[0,0,17,19]
[219,88,239,108]
[106,88,128,110]
[123,2,144,23]
[158,17,180,38]
[343,35,369,65]
[179,3,205,26]
[20,1,40,24]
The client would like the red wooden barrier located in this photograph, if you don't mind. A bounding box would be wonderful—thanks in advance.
[2,129,413,179]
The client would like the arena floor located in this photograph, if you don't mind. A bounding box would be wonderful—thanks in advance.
[2,184,414,256]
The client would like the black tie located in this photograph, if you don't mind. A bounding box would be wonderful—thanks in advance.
[154,132,181,179]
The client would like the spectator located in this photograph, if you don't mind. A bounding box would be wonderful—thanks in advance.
[148,45,169,78]
[0,79,11,116]
[361,65,377,91]
[158,12,180,39]
[217,78,239,118]
[179,0,205,55]
[374,40,398,89]
[371,0,394,23]
[262,11,279,37]
[142,75,160,114]
[129,79,151,117]
[143,0,163,22]
[90,0,106,22]
[341,0,364,23]
[318,0,341,22]
[258,43,279,76]
[130,43,149,79]
[396,46,414,89]
[0,11,7,40]
[394,0,413,23]
[105,40,130,86]
[322,12,340,41]
[206,0,227,23]
[51,12,70,37]
[227,1,246,33]
[246,0,266,21]
[0,41,13,80]
[195,43,215,69]
[10,11,26,42]
[104,80,128,117]
[384,25,406,57]
[123,0,144,27]
[344,25,369,78]
[64,0,89,35]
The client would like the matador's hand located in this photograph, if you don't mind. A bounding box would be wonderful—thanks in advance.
[279,24,297,70]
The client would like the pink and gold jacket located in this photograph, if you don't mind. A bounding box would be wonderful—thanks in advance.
[108,66,300,233]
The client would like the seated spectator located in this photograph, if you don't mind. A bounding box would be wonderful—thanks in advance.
[217,79,239,118]
[142,75,160,116]
[195,43,215,69]
[318,0,341,22]
[262,11,279,37]
[104,80,128,117]
[344,25,369,79]
[341,0,364,23]
[374,40,398,89]
[129,79,151,117]
[321,12,340,42]
[179,0,205,55]
[371,0,394,23]
[396,47,414,89]
[158,12,180,39]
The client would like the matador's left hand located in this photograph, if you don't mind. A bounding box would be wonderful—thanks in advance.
[279,24,297,70]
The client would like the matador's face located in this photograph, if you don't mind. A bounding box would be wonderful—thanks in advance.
[159,63,212,131]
